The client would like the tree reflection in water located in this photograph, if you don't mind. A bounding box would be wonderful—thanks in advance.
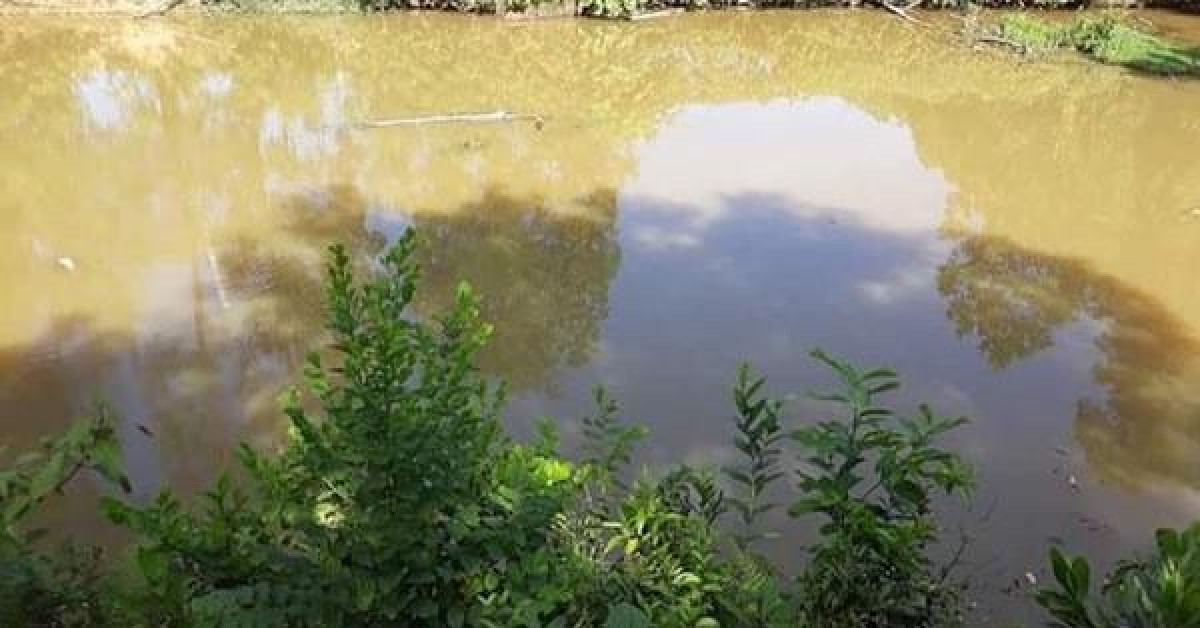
[411,188,621,392]
[938,234,1200,492]
[0,184,621,542]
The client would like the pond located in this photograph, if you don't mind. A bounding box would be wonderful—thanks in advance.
[2,11,1200,622]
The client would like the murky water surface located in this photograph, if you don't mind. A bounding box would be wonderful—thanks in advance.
[3,11,1200,621]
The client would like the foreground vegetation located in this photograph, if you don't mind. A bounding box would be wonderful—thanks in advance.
[1,232,1198,626]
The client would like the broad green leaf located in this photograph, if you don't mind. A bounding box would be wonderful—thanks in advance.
[1070,555,1091,595]
[91,440,131,493]
[604,603,652,628]
[28,450,68,500]
[1050,547,1073,592]
[136,546,168,582]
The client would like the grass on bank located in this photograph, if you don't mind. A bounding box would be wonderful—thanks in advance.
[997,14,1200,77]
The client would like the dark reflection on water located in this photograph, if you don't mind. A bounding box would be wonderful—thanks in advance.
[0,183,387,541]
[412,189,621,393]
[0,180,626,542]
[939,235,1200,493]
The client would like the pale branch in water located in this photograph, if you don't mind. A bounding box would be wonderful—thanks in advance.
[352,111,545,130]
[628,7,685,20]
[878,0,922,25]
[135,0,185,17]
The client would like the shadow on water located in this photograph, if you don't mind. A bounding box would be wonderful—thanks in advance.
[1158,3,1200,15]
[0,184,389,543]
[0,183,622,543]
[217,184,623,395]
[1123,44,1200,79]
[411,189,621,393]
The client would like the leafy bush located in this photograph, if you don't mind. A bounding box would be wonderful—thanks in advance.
[791,352,973,627]
[0,230,978,627]
[1037,523,1200,628]
[0,412,130,627]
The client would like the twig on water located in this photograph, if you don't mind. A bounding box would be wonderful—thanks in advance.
[628,7,684,20]
[879,0,922,25]
[134,0,184,18]
[974,34,1030,53]
[353,111,545,130]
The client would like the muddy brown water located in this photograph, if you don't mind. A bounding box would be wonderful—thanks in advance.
[2,11,1200,622]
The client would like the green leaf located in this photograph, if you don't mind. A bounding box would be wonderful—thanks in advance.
[447,606,465,628]
[1156,528,1183,557]
[862,367,898,380]
[867,381,899,395]
[1070,555,1090,595]
[91,440,131,493]
[99,496,131,524]
[28,450,68,500]
[412,598,438,619]
[725,469,752,487]
[890,479,926,508]
[604,603,652,628]
[788,497,826,517]
[3,495,32,524]
[1049,547,1074,592]
[13,452,42,468]
[136,546,169,582]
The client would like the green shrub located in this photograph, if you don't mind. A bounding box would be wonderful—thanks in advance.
[0,412,130,627]
[1,230,978,627]
[1038,523,1200,628]
[791,352,974,627]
